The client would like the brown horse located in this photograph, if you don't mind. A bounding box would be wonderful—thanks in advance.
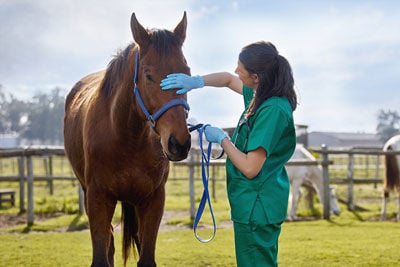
[63,12,191,266]
[381,135,400,221]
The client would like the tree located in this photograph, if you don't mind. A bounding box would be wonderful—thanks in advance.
[0,85,7,132]
[0,85,30,134]
[0,86,65,145]
[22,88,65,144]
[376,109,400,143]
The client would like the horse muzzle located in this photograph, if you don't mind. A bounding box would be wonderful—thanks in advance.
[166,134,191,161]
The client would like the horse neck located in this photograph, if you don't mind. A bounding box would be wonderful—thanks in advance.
[109,71,147,139]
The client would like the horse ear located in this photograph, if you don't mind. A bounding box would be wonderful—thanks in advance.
[130,13,151,48]
[173,11,187,45]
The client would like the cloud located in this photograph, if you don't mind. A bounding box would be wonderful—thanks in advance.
[0,0,399,133]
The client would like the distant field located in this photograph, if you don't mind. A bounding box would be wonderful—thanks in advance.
[0,152,393,218]
[1,153,400,266]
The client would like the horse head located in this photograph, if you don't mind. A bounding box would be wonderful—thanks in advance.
[130,12,191,161]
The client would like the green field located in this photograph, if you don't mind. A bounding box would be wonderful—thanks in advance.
[1,154,400,266]
[1,212,400,266]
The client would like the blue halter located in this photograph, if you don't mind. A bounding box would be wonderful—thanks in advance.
[133,49,219,242]
[132,50,190,130]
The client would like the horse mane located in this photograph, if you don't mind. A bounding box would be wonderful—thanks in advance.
[101,29,181,97]
[101,43,135,97]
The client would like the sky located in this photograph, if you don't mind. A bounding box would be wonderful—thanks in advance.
[0,0,399,133]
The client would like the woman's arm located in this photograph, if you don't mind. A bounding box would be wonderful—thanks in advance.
[221,138,267,179]
[161,72,243,94]
[202,72,243,95]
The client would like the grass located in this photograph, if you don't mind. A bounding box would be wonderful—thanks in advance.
[280,218,400,266]
[1,154,400,266]
[1,212,400,266]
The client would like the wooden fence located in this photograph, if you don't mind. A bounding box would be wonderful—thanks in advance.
[310,146,400,215]
[1,145,400,226]
[0,147,83,225]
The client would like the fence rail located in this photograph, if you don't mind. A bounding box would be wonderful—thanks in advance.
[1,145,400,225]
[0,146,80,225]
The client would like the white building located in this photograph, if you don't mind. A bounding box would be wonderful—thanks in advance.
[0,133,20,148]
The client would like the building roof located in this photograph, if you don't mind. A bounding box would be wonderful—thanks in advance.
[308,131,383,148]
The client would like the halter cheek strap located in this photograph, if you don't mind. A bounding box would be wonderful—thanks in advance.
[132,50,190,130]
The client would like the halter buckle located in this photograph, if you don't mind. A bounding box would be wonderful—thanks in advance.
[149,116,156,129]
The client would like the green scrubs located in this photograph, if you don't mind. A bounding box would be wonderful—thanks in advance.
[226,86,296,267]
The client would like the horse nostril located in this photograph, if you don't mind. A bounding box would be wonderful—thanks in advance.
[168,134,191,160]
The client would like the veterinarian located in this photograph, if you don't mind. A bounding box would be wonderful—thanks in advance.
[161,41,297,267]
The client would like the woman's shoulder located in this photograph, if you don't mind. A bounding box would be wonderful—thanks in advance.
[250,97,293,126]
[262,96,292,110]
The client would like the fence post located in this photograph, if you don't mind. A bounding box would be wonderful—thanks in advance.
[374,154,380,189]
[211,165,216,200]
[27,156,34,226]
[188,152,196,220]
[48,156,54,195]
[18,156,25,213]
[321,144,330,220]
[347,150,355,211]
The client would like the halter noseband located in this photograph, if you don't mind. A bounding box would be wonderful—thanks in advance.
[132,50,190,130]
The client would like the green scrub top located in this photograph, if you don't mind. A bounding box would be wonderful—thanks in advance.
[226,86,296,224]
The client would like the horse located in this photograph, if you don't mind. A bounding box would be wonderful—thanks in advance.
[63,12,191,267]
[286,144,340,221]
[381,135,400,221]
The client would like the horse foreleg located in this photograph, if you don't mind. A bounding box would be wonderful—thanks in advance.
[289,183,302,221]
[304,186,315,210]
[380,191,389,221]
[86,188,117,267]
[136,186,165,267]
[397,191,400,221]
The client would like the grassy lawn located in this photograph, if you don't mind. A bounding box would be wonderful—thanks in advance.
[1,154,400,266]
[1,212,400,266]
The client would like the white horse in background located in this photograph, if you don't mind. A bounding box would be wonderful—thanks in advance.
[381,135,400,221]
[286,144,340,220]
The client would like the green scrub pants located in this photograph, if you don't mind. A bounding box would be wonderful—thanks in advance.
[233,200,282,267]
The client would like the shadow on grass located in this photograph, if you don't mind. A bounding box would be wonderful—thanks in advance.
[19,213,89,233]
[22,223,33,233]
[67,214,89,231]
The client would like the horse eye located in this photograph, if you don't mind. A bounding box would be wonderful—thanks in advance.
[146,74,154,82]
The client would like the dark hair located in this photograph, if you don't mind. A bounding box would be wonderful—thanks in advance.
[239,41,297,117]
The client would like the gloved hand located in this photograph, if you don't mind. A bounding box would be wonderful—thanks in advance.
[160,73,204,94]
[204,126,230,145]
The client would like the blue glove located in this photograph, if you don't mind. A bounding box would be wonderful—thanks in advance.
[160,73,204,94]
[204,126,230,145]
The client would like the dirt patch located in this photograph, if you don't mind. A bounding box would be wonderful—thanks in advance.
[0,213,26,228]
[0,213,63,229]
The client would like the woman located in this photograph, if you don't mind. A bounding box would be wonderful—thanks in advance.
[161,41,297,267]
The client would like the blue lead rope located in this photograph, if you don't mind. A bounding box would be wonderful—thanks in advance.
[190,123,217,243]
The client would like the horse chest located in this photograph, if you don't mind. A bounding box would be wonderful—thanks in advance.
[99,154,169,198]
